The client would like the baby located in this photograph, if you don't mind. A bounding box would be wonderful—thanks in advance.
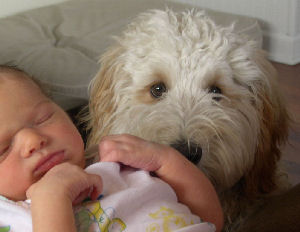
[0,65,223,232]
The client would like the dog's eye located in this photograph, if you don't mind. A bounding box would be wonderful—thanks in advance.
[209,86,222,101]
[150,82,167,98]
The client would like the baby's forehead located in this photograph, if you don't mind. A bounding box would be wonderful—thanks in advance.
[0,71,38,89]
[0,68,49,98]
[0,70,30,82]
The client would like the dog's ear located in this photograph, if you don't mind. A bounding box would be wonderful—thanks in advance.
[86,46,126,146]
[242,50,289,198]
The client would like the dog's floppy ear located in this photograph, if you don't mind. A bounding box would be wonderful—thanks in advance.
[242,50,289,198]
[86,46,126,146]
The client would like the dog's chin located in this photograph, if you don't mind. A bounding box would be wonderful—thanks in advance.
[170,142,244,192]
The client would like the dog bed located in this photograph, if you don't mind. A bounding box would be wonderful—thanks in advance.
[0,0,262,110]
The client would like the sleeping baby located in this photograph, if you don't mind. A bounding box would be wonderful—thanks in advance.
[0,65,223,232]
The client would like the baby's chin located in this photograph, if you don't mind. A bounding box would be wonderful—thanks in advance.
[3,191,28,202]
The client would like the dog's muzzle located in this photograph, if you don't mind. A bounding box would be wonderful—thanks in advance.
[171,141,202,165]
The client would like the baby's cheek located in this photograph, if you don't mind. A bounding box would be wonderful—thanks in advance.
[9,176,35,201]
[57,122,83,143]
[54,123,85,160]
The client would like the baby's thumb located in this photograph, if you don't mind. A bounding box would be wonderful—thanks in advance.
[89,174,103,200]
[72,174,102,205]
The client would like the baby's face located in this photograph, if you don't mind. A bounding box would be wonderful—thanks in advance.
[0,74,85,200]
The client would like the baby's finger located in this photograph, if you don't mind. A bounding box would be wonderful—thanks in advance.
[72,173,102,205]
[87,174,103,200]
[72,188,91,205]
[100,134,141,146]
[98,138,125,161]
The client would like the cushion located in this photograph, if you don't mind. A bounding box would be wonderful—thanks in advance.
[0,0,262,110]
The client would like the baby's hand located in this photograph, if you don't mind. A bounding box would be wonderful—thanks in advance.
[26,162,102,205]
[98,134,181,172]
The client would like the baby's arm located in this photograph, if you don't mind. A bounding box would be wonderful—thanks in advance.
[26,163,102,232]
[98,134,223,232]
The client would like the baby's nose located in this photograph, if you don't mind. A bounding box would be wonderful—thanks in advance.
[18,129,48,158]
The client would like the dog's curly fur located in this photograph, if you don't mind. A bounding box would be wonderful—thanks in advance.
[84,9,290,231]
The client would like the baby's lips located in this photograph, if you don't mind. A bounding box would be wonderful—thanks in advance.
[33,151,65,176]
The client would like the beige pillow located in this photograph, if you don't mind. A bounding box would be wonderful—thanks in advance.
[0,0,262,110]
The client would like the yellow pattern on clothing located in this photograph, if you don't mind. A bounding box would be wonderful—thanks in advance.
[146,206,194,232]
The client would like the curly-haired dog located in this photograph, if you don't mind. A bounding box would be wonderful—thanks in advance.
[84,9,291,231]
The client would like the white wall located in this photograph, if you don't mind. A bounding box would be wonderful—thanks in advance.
[172,0,300,65]
[0,0,72,18]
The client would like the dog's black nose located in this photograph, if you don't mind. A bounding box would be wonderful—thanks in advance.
[171,141,202,165]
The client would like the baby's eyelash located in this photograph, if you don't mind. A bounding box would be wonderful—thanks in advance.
[0,146,10,157]
[2,146,9,153]
[36,112,54,125]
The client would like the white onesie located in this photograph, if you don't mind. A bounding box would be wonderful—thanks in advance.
[0,162,215,232]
